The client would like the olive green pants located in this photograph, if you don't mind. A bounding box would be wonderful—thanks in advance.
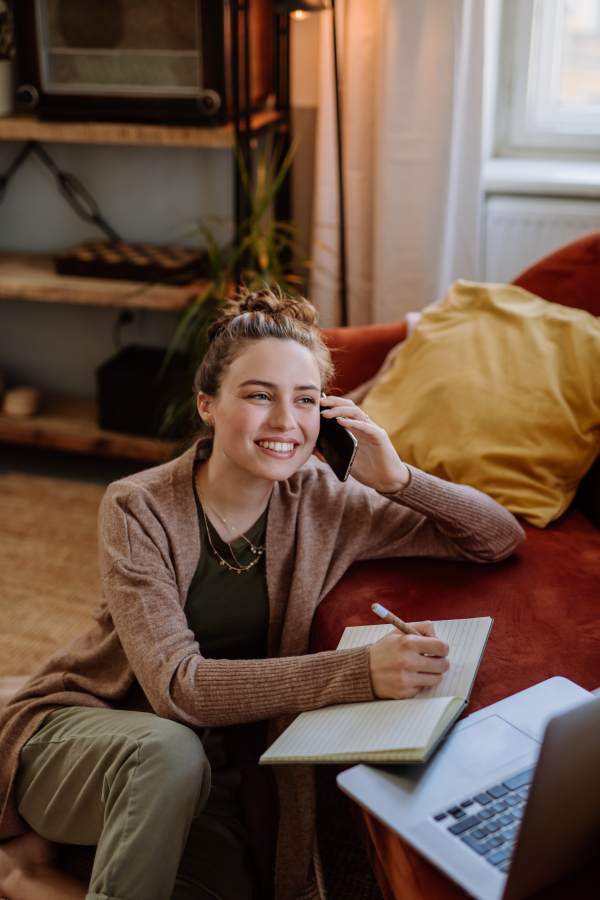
[15,707,256,900]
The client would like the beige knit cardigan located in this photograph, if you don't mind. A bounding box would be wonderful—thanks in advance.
[0,442,525,900]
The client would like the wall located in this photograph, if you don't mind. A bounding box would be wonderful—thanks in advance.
[290,13,320,281]
[0,141,233,397]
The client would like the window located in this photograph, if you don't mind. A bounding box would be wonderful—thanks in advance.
[495,0,600,157]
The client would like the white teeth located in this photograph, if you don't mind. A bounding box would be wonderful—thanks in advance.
[258,441,294,452]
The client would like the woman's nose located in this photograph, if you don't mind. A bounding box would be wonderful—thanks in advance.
[268,402,296,431]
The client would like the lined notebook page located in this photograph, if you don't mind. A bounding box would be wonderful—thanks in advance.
[260,696,458,763]
[337,617,492,701]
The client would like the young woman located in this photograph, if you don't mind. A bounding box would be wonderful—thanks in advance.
[0,291,525,900]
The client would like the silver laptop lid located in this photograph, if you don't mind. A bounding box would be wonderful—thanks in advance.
[504,695,600,900]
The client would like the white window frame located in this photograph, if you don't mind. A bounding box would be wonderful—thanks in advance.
[495,0,600,159]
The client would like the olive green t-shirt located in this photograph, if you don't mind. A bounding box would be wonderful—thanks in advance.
[185,489,269,660]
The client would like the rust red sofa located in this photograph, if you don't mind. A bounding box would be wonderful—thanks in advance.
[314,231,600,899]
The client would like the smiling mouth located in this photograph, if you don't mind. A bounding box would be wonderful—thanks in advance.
[256,441,297,453]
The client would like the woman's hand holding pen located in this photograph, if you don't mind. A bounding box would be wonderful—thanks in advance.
[319,395,410,494]
[368,622,450,700]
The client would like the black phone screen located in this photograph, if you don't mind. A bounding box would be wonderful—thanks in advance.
[316,408,358,482]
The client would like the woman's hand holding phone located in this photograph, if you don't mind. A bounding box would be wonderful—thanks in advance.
[319,395,410,493]
[368,621,451,700]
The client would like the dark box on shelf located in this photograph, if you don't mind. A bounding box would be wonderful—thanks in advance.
[56,241,207,284]
[96,346,187,438]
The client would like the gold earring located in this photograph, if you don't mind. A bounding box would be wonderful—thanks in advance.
[204,419,212,428]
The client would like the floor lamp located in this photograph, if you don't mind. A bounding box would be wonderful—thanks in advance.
[275,0,348,326]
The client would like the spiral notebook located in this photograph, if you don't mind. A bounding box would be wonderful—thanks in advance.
[260,617,493,765]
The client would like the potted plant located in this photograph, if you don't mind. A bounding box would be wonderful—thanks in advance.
[0,0,14,117]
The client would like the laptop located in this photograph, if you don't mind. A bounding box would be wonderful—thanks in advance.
[337,677,600,900]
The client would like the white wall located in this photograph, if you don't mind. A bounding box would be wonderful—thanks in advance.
[290,14,320,108]
[0,142,233,252]
[289,14,320,280]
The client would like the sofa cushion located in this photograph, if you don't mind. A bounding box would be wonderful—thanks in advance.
[361,281,600,527]
[311,506,600,711]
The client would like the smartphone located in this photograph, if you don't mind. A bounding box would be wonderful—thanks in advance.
[316,402,358,482]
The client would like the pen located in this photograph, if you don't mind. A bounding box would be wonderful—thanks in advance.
[371,602,421,636]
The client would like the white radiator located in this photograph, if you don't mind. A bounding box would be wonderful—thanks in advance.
[484,195,600,283]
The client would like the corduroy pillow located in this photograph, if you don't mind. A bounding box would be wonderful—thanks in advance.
[361,281,600,527]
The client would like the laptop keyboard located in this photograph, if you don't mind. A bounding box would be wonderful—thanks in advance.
[431,767,535,874]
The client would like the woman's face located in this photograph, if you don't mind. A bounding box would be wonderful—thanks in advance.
[199,338,322,483]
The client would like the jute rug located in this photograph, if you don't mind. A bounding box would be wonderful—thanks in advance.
[0,471,103,676]
[0,471,383,900]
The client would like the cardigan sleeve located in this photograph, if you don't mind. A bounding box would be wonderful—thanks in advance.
[318,462,526,566]
[98,486,374,729]
[383,465,526,561]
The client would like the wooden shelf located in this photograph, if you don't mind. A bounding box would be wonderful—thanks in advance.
[0,396,175,462]
[0,108,285,459]
[0,253,197,311]
[0,110,284,148]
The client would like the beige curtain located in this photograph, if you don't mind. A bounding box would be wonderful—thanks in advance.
[310,0,486,326]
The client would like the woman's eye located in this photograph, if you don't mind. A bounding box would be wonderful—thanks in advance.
[250,393,269,400]
[298,397,316,405]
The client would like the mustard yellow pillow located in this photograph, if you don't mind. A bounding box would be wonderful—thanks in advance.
[362,281,600,527]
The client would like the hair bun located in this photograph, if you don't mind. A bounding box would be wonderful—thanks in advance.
[207,287,318,344]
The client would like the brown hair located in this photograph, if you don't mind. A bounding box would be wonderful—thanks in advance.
[193,287,334,416]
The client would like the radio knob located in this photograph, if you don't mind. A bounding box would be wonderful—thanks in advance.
[197,90,222,117]
[16,85,40,111]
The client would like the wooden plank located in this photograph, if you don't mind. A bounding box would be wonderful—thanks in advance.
[0,396,175,462]
[0,253,197,311]
[0,111,283,148]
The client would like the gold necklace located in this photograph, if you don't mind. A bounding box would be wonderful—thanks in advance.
[197,490,265,575]
[200,493,264,555]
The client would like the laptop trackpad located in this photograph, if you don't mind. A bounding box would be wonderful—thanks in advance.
[442,715,540,779]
